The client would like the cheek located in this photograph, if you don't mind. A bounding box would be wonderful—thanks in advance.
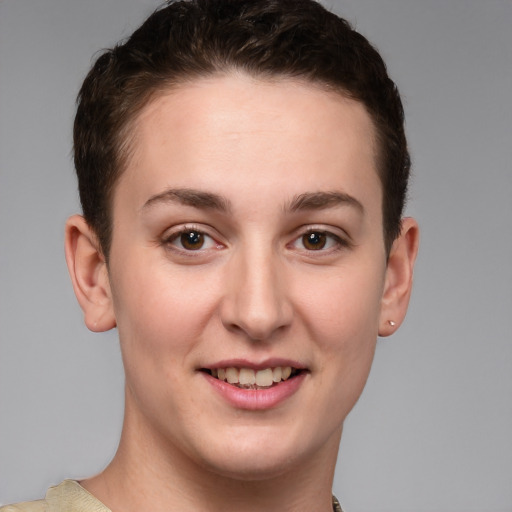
[110,257,220,372]
[307,273,382,410]
[110,263,222,425]
[299,267,384,342]
[295,260,384,396]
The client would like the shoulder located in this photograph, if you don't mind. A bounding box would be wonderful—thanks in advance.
[1,481,110,512]
[0,501,46,512]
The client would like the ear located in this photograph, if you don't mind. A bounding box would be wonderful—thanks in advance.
[64,215,116,332]
[378,217,419,337]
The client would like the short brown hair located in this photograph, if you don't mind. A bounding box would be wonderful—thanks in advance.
[74,0,410,257]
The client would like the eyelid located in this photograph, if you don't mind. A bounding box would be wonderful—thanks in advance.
[289,225,352,252]
[162,224,224,252]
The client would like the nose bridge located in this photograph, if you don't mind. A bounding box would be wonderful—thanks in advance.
[221,237,292,341]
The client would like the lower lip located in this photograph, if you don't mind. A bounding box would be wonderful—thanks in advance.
[203,371,307,410]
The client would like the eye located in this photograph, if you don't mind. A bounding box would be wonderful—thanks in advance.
[166,228,218,251]
[292,229,346,252]
[301,231,329,250]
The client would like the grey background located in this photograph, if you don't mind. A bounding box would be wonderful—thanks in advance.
[1,1,511,511]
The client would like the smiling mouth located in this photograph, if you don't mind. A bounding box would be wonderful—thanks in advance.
[202,366,302,389]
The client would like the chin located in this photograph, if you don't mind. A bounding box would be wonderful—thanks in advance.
[193,426,338,482]
[202,451,297,482]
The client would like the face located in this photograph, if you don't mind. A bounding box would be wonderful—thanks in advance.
[106,74,389,479]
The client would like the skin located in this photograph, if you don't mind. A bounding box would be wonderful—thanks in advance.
[65,74,418,512]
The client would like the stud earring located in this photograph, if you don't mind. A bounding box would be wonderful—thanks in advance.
[388,320,396,327]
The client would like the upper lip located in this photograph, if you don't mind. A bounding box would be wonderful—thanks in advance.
[200,358,307,371]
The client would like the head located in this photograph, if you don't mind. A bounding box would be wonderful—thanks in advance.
[74,0,409,259]
[66,0,418,485]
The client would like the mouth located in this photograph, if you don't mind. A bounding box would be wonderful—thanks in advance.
[201,366,303,390]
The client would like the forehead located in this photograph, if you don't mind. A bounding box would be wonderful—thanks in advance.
[117,74,381,215]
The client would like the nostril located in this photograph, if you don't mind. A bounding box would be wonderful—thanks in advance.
[218,259,293,341]
[221,305,293,342]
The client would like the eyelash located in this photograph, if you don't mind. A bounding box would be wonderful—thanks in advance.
[289,228,350,254]
[161,225,350,255]
[162,225,221,253]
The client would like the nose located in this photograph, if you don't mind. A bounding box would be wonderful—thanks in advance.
[220,247,293,341]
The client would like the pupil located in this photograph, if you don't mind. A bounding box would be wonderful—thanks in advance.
[304,232,326,250]
[181,231,204,250]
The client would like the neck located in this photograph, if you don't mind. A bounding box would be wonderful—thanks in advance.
[81,394,341,512]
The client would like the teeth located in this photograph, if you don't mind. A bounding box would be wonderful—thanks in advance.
[212,366,295,387]
[272,367,282,382]
[255,368,273,387]
[239,368,256,385]
[225,367,239,384]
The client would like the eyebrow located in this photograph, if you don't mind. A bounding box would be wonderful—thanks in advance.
[142,188,231,213]
[142,188,363,216]
[287,191,364,214]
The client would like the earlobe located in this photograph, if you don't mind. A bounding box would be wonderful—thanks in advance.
[64,215,116,332]
[378,217,419,337]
